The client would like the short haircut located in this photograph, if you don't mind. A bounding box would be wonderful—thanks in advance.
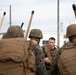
[49,37,55,41]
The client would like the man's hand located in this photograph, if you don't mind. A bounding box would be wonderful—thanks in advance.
[44,57,51,63]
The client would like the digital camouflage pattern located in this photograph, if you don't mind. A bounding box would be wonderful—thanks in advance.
[50,24,76,75]
[2,26,24,39]
[42,45,58,75]
[28,28,47,75]
[58,42,76,75]
[33,45,47,75]
[29,29,43,39]
[50,42,76,75]
[50,50,61,75]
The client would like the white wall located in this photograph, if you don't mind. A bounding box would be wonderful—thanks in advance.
[40,32,68,47]
[0,32,69,47]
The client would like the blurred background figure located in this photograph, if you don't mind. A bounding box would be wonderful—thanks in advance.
[0,25,36,75]
[58,24,76,75]
[42,37,58,75]
[2,25,24,39]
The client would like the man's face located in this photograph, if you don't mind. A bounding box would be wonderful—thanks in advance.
[48,39,55,48]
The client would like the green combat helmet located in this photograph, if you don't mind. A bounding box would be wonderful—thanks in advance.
[2,33,9,38]
[66,24,76,38]
[2,26,24,39]
[29,29,43,39]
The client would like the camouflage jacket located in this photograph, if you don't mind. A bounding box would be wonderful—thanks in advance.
[42,45,58,70]
[50,42,76,75]
[33,45,47,75]
[50,48,61,75]
[42,45,58,61]
[58,42,76,75]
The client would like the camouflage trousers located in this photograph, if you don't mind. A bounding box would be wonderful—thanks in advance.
[46,70,51,75]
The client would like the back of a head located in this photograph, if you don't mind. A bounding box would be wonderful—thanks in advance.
[2,26,24,39]
[29,29,43,39]
[66,24,76,38]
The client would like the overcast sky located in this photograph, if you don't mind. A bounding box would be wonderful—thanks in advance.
[0,0,76,34]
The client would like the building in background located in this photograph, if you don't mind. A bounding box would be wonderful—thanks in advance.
[40,32,69,47]
[0,32,68,47]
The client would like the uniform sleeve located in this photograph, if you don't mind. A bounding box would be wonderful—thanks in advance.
[50,49,61,75]
[34,45,47,75]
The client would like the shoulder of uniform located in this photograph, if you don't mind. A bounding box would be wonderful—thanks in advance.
[61,42,74,49]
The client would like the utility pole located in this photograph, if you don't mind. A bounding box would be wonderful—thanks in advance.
[60,22,63,32]
[9,5,12,26]
[57,0,60,47]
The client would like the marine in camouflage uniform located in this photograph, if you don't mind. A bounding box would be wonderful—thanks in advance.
[2,26,24,38]
[2,26,36,75]
[50,24,76,75]
[42,37,58,75]
[58,24,76,75]
[28,29,47,75]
